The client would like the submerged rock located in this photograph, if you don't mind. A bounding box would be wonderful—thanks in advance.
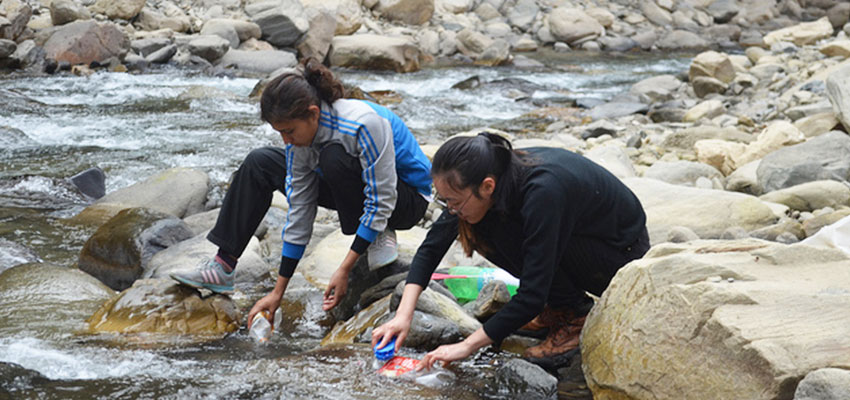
[0,263,114,339]
[87,278,240,336]
[495,358,558,400]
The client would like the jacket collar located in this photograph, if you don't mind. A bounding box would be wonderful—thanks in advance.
[311,101,335,148]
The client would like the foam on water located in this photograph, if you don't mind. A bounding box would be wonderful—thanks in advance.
[0,337,199,381]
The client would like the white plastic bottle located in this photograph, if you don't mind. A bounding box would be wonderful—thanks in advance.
[403,368,455,388]
[249,308,282,343]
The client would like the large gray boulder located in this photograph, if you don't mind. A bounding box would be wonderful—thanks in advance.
[71,167,209,226]
[826,63,850,132]
[43,20,129,65]
[246,0,309,48]
[78,207,195,291]
[583,239,850,400]
[295,9,336,62]
[757,131,850,193]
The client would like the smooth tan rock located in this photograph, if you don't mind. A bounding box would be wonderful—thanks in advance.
[624,177,778,244]
[329,34,421,73]
[374,0,434,25]
[759,180,850,212]
[683,99,724,123]
[794,112,839,137]
[820,40,850,59]
[87,278,240,336]
[299,226,433,289]
[689,51,736,84]
[763,16,833,47]
[583,239,850,400]
[548,7,604,45]
[732,120,805,170]
[90,0,145,20]
[694,139,746,175]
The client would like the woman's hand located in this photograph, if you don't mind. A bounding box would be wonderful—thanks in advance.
[417,341,476,371]
[371,315,412,351]
[247,292,282,329]
[417,328,493,370]
[322,267,349,311]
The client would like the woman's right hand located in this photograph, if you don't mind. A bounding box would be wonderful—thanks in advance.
[371,315,412,352]
[247,292,282,329]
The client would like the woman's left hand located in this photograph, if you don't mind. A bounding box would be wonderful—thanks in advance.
[418,341,476,371]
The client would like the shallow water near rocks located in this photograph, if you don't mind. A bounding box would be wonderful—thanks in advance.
[0,50,689,399]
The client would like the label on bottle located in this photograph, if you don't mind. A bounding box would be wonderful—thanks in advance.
[376,356,420,377]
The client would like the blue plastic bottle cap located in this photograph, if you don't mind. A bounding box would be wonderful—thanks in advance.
[373,336,397,361]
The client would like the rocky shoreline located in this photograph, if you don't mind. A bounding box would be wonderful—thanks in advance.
[1,0,850,75]
[3,0,850,399]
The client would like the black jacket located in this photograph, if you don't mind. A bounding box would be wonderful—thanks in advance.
[406,147,646,342]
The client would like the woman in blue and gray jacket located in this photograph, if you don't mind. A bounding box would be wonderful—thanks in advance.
[172,58,432,321]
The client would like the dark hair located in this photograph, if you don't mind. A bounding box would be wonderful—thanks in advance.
[432,132,530,256]
[260,57,345,124]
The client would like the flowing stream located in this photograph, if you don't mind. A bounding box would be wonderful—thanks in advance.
[0,50,689,399]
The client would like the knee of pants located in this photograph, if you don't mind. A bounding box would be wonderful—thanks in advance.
[318,144,357,179]
[243,147,281,172]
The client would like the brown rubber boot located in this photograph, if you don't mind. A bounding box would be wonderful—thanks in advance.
[520,306,552,331]
[520,314,547,331]
[523,308,586,370]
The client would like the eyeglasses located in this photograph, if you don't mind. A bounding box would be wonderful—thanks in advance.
[434,192,473,215]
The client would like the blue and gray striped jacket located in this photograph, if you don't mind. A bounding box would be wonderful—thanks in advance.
[281,99,432,261]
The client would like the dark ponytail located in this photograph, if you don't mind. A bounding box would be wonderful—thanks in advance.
[432,132,530,256]
[260,57,345,124]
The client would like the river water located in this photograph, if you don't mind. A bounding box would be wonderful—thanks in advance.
[0,51,689,399]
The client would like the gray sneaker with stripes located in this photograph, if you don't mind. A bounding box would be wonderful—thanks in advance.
[170,257,234,294]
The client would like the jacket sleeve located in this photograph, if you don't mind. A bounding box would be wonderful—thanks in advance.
[352,112,398,247]
[406,211,459,288]
[482,178,571,343]
[280,144,319,271]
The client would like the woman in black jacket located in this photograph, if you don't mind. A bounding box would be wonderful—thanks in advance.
[372,132,649,369]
